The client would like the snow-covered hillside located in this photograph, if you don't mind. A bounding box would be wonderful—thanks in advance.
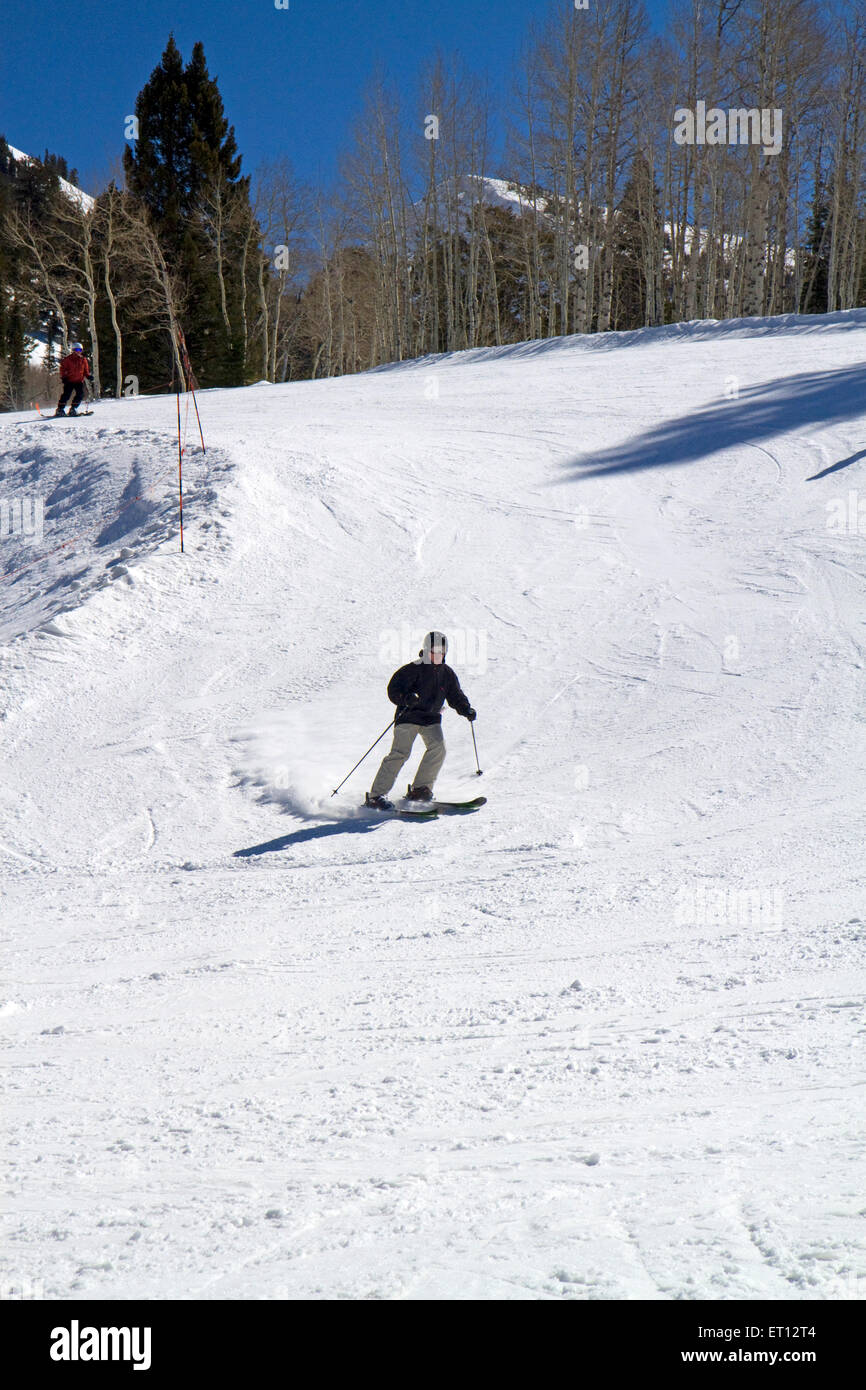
[1,312,864,1300]
[6,143,94,211]
[5,145,95,370]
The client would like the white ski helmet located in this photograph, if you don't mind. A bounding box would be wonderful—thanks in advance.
[420,630,448,662]
[70,342,84,352]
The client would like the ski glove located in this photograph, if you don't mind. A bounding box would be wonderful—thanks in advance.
[465,708,477,721]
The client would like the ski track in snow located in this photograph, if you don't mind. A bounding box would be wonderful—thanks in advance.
[1,312,865,1300]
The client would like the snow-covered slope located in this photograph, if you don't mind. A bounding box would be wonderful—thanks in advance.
[1,312,864,1300]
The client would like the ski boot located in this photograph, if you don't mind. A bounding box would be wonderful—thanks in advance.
[365,793,394,811]
[406,784,433,802]
[54,408,65,417]
[68,408,79,417]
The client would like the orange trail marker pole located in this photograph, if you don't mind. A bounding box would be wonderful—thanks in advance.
[176,386,184,553]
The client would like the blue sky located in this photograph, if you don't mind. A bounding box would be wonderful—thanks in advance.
[0,0,669,193]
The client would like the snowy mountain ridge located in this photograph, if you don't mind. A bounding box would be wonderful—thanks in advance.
[6,142,95,212]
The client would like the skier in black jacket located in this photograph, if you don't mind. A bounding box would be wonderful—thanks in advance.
[366,630,476,809]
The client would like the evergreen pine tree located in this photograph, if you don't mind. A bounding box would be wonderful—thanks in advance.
[0,135,62,407]
[799,192,830,314]
[0,137,27,406]
[611,154,663,331]
[184,41,251,385]
[123,36,252,387]
[123,36,193,239]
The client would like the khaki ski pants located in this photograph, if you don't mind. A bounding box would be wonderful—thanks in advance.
[370,721,446,797]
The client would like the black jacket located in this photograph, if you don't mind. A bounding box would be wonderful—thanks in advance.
[387,660,472,726]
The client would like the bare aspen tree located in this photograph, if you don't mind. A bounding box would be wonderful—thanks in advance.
[121,201,187,386]
[235,190,262,375]
[525,10,580,335]
[251,159,307,380]
[509,62,548,341]
[7,206,72,352]
[826,2,866,309]
[596,4,646,333]
[51,198,102,395]
[198,172,235,348]
[302,191,349,378]
[100,185,125,397]
[341,75,411,365]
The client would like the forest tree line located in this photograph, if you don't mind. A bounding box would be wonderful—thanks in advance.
[1,0,865,410]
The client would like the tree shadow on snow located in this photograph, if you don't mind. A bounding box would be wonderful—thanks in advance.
[806,447,866,481]
[563,363,866,479]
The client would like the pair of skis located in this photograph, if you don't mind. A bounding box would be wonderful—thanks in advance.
[366,796,486,821]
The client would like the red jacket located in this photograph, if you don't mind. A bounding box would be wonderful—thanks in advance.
[60,352,90,383]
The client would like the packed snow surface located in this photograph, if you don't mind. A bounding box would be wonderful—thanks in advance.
[1,312,864,1300]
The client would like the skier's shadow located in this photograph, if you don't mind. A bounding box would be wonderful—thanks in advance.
[233,819,385,857]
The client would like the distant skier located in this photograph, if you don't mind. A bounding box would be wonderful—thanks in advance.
[55,343,91,416]
[366,630,476,810]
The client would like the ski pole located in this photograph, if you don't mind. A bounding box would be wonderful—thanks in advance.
[470,721,482,775]
[331,715,397,796]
